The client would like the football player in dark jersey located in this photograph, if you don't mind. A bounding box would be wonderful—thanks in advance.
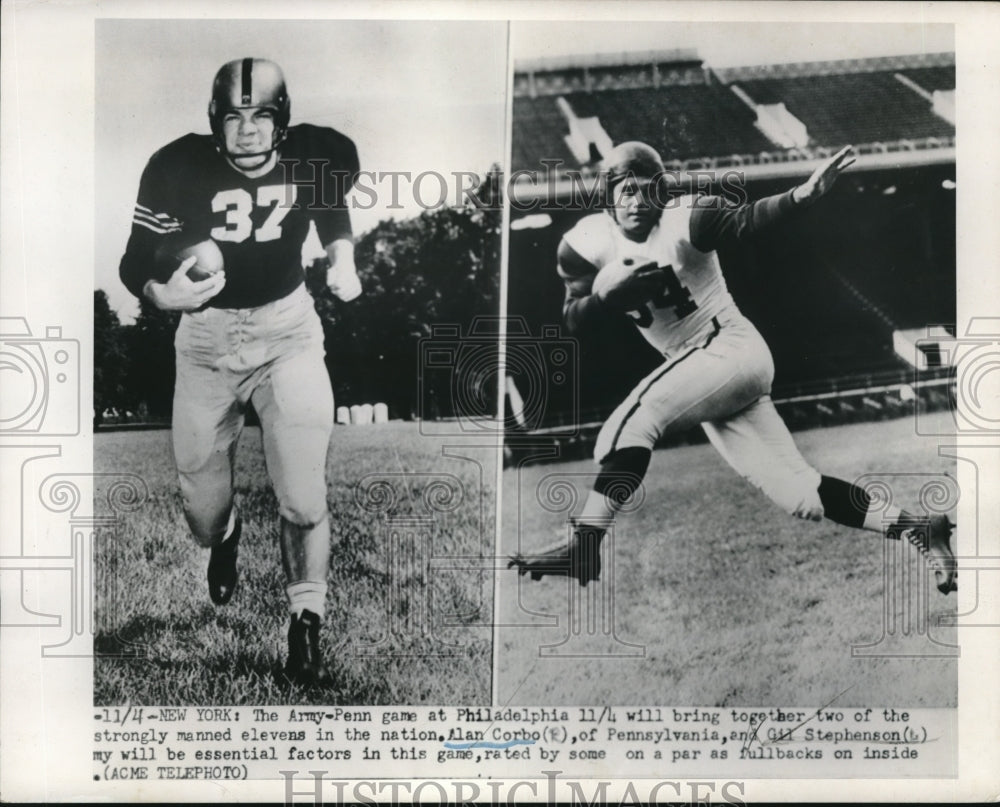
[509,141,957,597]
[120,58,362,687]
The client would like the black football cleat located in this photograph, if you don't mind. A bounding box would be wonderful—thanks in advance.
[507,523,605,587]
[207,517,241,605]
[284,610,333,688]
[901,514,957,595]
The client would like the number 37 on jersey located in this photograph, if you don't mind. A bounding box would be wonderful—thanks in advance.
[210,184,298,243]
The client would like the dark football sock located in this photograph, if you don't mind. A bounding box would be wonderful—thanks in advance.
[592,446,652,509]
[817,475,870,529]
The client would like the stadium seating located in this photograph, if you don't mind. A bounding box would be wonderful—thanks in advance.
[735,70,954,146]
[563,84,773,162]
[898,65,955,91]
[512,84,772,172]
[513,53,955,170]
[508,51,956,443]
[511,96,579,174]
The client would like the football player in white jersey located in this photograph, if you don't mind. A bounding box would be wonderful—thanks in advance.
[508,141,957,596]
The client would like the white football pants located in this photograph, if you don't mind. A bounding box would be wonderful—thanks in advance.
[594,313,824,520]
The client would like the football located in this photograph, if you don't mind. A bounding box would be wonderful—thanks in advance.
[154,235,224,281]
[591,255,663,310]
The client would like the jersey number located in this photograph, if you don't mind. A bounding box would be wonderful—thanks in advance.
[627,264,698,328]
[210,185,297,243]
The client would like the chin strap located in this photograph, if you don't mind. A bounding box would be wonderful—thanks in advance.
[214,129,287,162]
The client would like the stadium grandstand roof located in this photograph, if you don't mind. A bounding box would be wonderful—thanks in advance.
[511,50,955,188]
[713,51,954,83]
[516,47,701,75]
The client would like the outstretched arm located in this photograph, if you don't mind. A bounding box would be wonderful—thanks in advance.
[691,145,855,252]
[791,145,856,206]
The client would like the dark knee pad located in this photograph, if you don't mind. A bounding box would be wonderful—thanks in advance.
[818,475,871,529]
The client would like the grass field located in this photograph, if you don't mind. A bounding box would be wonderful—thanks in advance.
[498,412,959,707]
[95,412,959,707]
[94,422,496,706]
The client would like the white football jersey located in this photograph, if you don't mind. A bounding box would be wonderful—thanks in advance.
[560,196,737,354]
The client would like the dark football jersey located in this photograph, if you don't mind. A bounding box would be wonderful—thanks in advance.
[119,124,359,309]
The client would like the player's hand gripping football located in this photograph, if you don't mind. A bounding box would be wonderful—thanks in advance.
[593,256,664,312]
[792,145,856,206]
[144,257,226,312]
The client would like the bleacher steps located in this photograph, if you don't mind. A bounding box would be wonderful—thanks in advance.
[555,96,614,164]
[894,326,956,370]
[730,84,810,149]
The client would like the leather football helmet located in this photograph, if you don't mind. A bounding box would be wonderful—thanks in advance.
[208,58,291,158]
[602,141,665,192]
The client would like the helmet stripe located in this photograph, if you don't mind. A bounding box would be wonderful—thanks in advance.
[241,57,253,104]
